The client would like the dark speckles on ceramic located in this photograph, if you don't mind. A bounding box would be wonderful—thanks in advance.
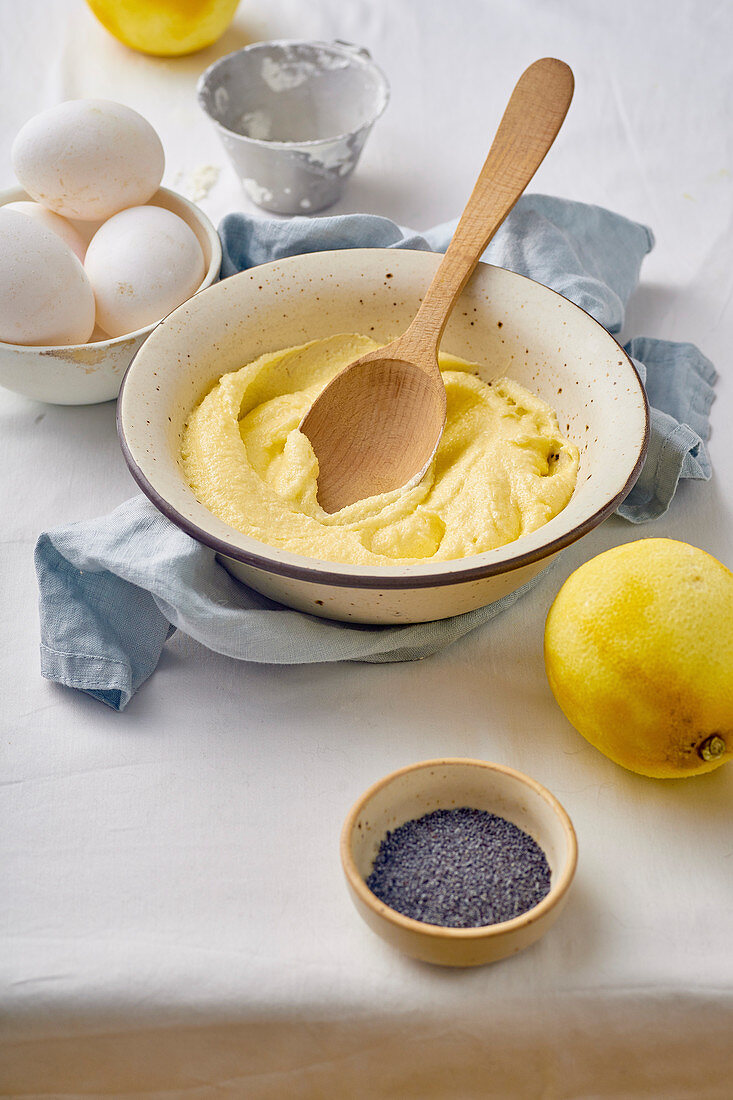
[117,249,649,624]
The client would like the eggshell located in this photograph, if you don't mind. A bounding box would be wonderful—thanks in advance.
[84,206,205,337]
[0,208,96,346]
[12,99,165,221]
[4,201,87,261]
[68,216,106,249]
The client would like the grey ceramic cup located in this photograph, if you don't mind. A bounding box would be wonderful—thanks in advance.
[197,39,390,215]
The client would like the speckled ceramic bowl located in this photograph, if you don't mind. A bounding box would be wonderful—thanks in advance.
[117,248,648,623]
[341,758,578,967]
[0,186,221,405]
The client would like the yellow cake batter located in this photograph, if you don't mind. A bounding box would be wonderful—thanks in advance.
[181,334,579,565]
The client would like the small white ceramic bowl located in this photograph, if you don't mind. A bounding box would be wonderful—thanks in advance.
[0,186,221,405]
[118,248,648,624]
[341,758,578,967]
[198,40,390,214]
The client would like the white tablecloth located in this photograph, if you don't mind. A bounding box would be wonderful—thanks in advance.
[1,2,732,1096]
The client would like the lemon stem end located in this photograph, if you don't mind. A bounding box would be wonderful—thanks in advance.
[698,735,726,762]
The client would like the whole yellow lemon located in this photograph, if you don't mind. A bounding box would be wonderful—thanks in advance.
[86,0,240,57]
[544,539,733,778]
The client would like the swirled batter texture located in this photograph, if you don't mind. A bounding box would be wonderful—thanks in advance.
[181,334,579,565]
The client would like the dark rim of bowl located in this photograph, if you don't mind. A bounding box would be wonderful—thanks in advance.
[116,255,650,591]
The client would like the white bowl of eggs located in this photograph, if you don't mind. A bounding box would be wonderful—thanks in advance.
[0,100,221,405]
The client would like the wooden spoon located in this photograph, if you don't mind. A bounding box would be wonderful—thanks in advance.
[301,57,574,514]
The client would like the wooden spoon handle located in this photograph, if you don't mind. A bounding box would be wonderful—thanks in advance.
[399,57,574,358]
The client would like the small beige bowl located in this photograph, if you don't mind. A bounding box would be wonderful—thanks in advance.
[341,758,577,967]
[0,186,221,405]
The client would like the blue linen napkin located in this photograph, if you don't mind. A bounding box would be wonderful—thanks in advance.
[34,196,716,710]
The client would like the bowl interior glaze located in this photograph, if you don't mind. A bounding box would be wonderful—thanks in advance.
[118,247,648,590]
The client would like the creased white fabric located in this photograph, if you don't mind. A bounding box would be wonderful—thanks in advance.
[1,0,732,1096]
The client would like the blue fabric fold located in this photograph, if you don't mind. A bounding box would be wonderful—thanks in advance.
[618,339,716,521]
[220,195,653,335]
[35,196,717,710]
[35,496,549,711]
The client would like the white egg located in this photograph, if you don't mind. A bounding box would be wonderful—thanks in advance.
[67,216,106,249]
[0,208,96,346]
[84,206,205,338]
[12,99,165,221]
[4,201,87,261]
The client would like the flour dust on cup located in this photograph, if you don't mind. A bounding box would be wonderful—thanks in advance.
[197,39,390,215]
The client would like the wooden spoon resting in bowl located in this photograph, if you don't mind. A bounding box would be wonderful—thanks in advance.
[301,57,574,514]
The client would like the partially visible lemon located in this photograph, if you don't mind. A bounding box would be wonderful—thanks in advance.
[544,539,733,778]
[86,0,240,57]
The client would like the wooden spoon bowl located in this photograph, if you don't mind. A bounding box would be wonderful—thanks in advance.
[297,351,447,508]
[301,57,575,513]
